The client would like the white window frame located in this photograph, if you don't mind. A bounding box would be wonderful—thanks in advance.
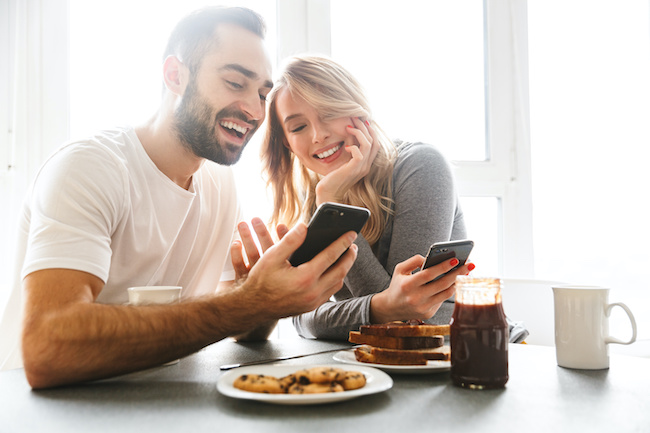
[472,0,533,279]
[278,0,534,279]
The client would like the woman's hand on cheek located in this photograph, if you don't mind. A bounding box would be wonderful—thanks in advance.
[315,118,380,205]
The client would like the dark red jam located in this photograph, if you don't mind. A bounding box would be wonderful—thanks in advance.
[450,302,509,389]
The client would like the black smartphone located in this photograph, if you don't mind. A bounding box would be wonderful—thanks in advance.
[288,202,371,266]
[421,239,474,281]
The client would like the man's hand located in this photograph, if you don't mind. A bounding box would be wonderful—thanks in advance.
[231,217,291,281]
[230,218,273,282]
[236,222,358,319]
[229,217,287,340]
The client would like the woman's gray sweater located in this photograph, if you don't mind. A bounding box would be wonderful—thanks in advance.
[293,141,467,339]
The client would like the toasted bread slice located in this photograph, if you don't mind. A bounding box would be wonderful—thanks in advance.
[359,321,450,337]
[348,331,444,350]
[353,345,451,366]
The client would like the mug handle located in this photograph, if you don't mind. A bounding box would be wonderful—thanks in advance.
[605,302,637,345]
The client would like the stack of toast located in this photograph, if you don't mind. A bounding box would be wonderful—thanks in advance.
[349,320,451,365]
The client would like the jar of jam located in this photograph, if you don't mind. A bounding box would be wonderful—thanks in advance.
[450,276,509,389]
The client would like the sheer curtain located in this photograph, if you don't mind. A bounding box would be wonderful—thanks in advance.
[0,0,69,370]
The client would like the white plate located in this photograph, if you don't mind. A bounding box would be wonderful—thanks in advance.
[217,364,393,405]
[333,350,451,374]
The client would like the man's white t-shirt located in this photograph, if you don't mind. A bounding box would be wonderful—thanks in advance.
[0,126,242,369]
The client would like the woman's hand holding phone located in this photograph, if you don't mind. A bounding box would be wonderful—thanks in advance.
[315,117,380,205]
[369,253,475,324]
[421,240,474,283]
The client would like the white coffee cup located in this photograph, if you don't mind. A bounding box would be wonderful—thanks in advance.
[127,286,182,365]
[552,285,637,369]
[127,286,182,305]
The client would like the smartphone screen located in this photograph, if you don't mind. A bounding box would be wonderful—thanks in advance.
[422,239,474,281]
[288,203,371,266]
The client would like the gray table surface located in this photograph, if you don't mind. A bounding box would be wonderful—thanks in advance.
[1,339,649,433]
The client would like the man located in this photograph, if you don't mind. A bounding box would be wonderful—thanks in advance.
[0,6,358,389]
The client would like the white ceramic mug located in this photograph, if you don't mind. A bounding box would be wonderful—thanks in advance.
[552,285,637,369]
[127,286,182,365]
[127,286,182,305]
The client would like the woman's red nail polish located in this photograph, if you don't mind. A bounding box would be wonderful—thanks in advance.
[365,120,370,126]
[468,263,476,271]
[450,258,460,266]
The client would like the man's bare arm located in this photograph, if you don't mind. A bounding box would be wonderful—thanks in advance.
[21,223,357,389]
[22,269,253,389]
[217,280,278,341]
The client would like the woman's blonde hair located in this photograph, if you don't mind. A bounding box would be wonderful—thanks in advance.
[261,55,397,245]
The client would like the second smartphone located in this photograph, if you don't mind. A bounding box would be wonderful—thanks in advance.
[421,239,474,281]
[288,202,371,266]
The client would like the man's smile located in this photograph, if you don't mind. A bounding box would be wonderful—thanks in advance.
[219,120,249,139]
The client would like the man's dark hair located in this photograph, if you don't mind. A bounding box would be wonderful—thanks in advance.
[163,6,266,75]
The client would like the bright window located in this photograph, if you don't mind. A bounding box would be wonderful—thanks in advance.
[528,0,650,286]
[69,0,276,137]
[329,1,514,278]
[330,0,486,162]
[528,0,650,339]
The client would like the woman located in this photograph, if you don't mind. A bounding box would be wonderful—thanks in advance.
[261,55,472,340]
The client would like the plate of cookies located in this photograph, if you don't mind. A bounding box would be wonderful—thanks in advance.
[217,364,392,405]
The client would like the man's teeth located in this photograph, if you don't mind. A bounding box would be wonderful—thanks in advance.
[316,144,342,159]
[220,121,247,135]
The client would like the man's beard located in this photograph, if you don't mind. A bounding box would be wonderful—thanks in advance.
[173,81,257,166]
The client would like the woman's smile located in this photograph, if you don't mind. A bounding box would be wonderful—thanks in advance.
[314,142,344,160]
